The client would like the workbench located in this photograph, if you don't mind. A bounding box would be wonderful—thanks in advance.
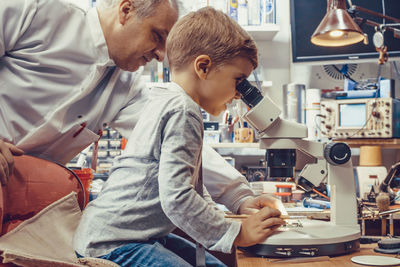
[236,242,393,267]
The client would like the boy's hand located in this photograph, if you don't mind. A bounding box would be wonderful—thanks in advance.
[0,140,24,185]
[233,207,285,247]
[239,194,287,215]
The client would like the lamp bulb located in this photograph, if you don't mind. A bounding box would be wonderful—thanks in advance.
[329,30,344,38]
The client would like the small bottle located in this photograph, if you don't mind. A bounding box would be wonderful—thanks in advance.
[263,0,274,24]
[247,0,261,26]
[237,0,248,26]
[157,62,163,82]
[234,121,254,143]
[229,0,238,21]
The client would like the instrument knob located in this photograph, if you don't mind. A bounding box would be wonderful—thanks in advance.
[372,111,380,118]
[324,142,351,166]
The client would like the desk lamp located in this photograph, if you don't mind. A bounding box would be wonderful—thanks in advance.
[311,0,400,64]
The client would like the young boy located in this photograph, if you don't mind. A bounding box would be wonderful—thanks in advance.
[73,7,284,267]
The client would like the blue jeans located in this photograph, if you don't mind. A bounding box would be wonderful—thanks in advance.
[96,233,226,267]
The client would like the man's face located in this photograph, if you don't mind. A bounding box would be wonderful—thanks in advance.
[200,57,254,116]
[112,0,178,71]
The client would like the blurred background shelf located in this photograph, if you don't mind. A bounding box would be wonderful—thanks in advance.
[335,138,400,149]
[243,24,280,41]
[209,143,264,156]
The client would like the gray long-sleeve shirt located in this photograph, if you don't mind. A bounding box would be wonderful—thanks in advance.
[73,82,241,257]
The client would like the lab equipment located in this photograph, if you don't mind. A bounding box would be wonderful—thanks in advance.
[275,183,293,203]
[282,83,306,124]
[354,166,387,200]
[305,88,321,140]
[236,79,360,257]
[302,197,330,209]
[320,98,400,138]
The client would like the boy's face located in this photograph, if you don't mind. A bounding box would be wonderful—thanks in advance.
[200,57,254,116]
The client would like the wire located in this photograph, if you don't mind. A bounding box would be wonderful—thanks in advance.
[376,63,382,83]
[312,188,330,201]
[314,114,323,139]
[393,61,400,79]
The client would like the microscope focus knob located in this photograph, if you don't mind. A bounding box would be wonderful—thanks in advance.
[324,142,351,165]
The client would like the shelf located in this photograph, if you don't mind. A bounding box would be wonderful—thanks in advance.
[242,24,280,41]
[261,81,272,87]
[334,138,400,149]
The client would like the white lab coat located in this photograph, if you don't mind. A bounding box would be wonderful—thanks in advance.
[0,0,254,212]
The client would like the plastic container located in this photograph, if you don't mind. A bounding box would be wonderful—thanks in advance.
[234,128,254,143]
[72,168,94,206]
[302,197,330,209]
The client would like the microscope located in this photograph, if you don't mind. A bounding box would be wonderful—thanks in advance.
[236,80,361,257]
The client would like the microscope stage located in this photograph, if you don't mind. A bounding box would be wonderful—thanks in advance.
[241,220,360,257]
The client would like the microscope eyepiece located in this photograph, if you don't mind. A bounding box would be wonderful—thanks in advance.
[236,79,263,108]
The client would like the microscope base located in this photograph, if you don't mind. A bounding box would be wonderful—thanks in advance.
[240,220,361,257]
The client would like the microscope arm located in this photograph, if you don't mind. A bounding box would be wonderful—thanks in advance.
[298,159,328,192]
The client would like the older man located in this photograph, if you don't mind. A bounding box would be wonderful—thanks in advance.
[0,0,278,216]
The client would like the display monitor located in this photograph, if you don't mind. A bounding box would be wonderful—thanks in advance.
[339,103,367,127]
[290,0,400,63]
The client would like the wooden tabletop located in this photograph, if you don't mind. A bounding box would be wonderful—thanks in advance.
[334,138,400,148]
[236,243,393,267]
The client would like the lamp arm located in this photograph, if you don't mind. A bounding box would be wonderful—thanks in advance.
[353,17,400,39]
[350,5,400,23]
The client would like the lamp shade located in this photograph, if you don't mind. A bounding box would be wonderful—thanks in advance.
[311,0,364,47]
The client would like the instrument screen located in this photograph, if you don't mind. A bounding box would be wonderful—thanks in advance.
[339,103,366,127]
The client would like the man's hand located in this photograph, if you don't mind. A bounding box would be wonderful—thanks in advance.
[0,140,24,185]
[238,194,286,215]
[233,207,285,247]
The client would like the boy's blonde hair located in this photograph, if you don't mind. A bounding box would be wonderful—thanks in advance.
[166,7,258,71]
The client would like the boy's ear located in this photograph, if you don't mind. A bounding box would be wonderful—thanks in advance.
[194,55,212,80]
[118,0,134,25]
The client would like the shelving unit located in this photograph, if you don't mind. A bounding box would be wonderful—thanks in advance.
[209,143,265,156]
[243,24,280,41]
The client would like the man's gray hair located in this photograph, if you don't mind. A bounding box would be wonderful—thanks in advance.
[96,0,180,18]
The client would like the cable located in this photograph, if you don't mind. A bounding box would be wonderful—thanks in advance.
[376,63,382,83]
[393,61,400,79]
[312,188,330,201]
